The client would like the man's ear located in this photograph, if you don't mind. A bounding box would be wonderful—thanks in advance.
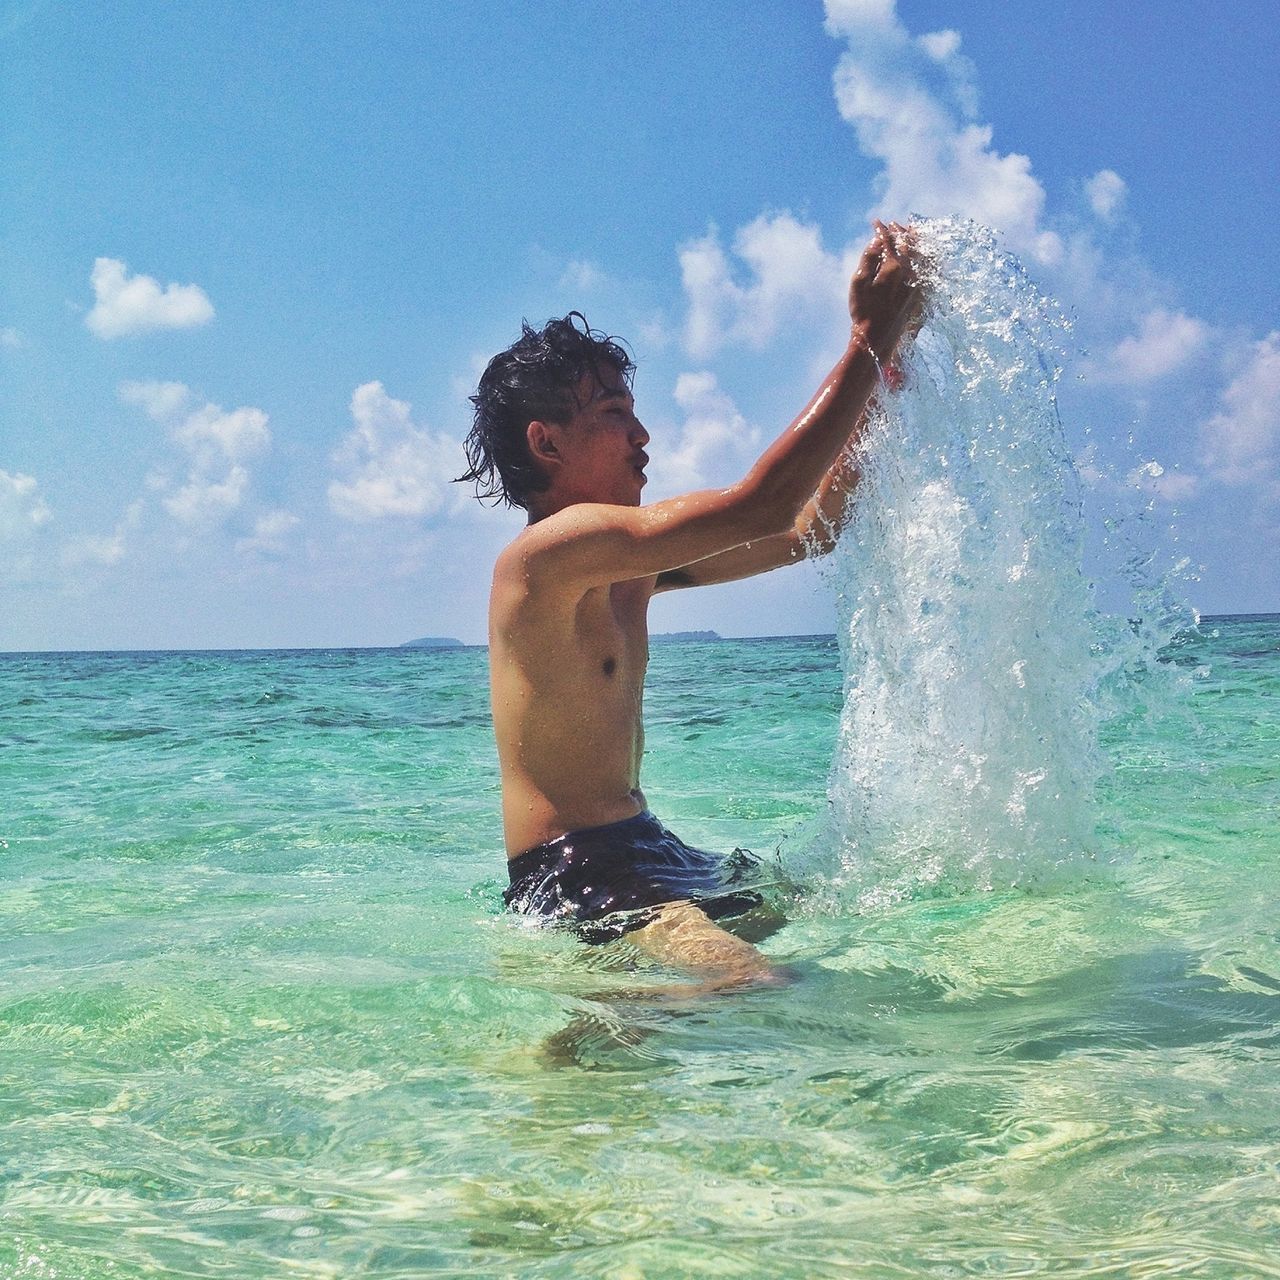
[527,420,561,471]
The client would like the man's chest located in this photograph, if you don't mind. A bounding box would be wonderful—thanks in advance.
[575,580,652,679]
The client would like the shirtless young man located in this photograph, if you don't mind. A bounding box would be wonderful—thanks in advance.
[461,223,922,990]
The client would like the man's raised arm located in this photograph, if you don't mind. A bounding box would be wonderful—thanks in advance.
[518,223,922,592]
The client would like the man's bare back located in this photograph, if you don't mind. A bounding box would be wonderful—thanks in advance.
[464,222,923,987]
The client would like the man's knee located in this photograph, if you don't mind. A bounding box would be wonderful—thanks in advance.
[629,901,787,988]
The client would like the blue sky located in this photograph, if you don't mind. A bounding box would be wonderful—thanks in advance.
[3,0,1277,650]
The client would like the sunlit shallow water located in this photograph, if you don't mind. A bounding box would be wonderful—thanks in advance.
[2,626,1278,1278]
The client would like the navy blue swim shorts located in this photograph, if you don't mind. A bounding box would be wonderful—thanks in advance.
[503,809,764,943]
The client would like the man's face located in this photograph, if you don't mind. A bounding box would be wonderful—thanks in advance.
[555,367,650,507]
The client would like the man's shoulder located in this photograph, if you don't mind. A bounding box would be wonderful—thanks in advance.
[492,521,555,590]
[490,518,582,616]
[494,503,634,576]
[492,506,656,617]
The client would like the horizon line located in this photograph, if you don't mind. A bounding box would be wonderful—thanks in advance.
[4,612,1278,658]
[0,631,845,657]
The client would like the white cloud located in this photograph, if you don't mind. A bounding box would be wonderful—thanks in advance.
[63,533,127,566]
[680,213,848,358]
[119,380,270,527]
[1,326,21,349]
[824,0,1060,265]
[119,380,270,466]
[0,468,52,583]
[86,258,214,339]
[235,509,301,556]
[824,0,897,32]
[559,259,608,292]
[1199,331,1280,488]
[1074,443,1108,491]
[0,468,51,540]
[329,381,463,521]
[661,0,1277,564]
[1085,169,1127,221]
[120,379,192,421]
[172,402,270,464]
[916,28,979,117]
[61,500,145,568]
[164,466,250,526]
[1074,447,1200,505]
[1101,308,1209,384]
[917,29,960,61]
[636,312,673,353]
[649,372,761,494]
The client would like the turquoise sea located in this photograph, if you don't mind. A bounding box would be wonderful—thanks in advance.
[2,621,1278,1279]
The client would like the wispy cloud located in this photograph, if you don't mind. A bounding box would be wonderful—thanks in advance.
[235,509,301,557]
[824,0,1061,265]
[0,468,51,540]
[680,214,849,359]
[164,467,251,526]
[86,258,214,339]
[1097,308,1209,385]
[558,259,609,293]
[649,371,761,494]
[0,326,22,349]
[170,402,270,464]
[329,381,463,521]
[1199,331,1280,492]
[120,380,269,527]
[119,379,190,420]
[1085,169,1127,222]
[61,500,145,568]
[0,468,52,581]
[121,381,270,464]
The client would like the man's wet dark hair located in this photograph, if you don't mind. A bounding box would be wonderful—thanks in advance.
[459,312,635,510]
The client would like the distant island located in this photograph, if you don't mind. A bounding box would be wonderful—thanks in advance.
[400,636,466,649]
[399,630,729,649]
[390,630,841,650]
[651,630,721,643]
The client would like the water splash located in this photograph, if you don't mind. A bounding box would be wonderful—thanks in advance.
[811,219,1176,910]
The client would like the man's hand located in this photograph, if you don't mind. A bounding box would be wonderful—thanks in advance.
[849,220,924,366]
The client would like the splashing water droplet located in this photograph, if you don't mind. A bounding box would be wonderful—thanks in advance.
[806,219,1160,910]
